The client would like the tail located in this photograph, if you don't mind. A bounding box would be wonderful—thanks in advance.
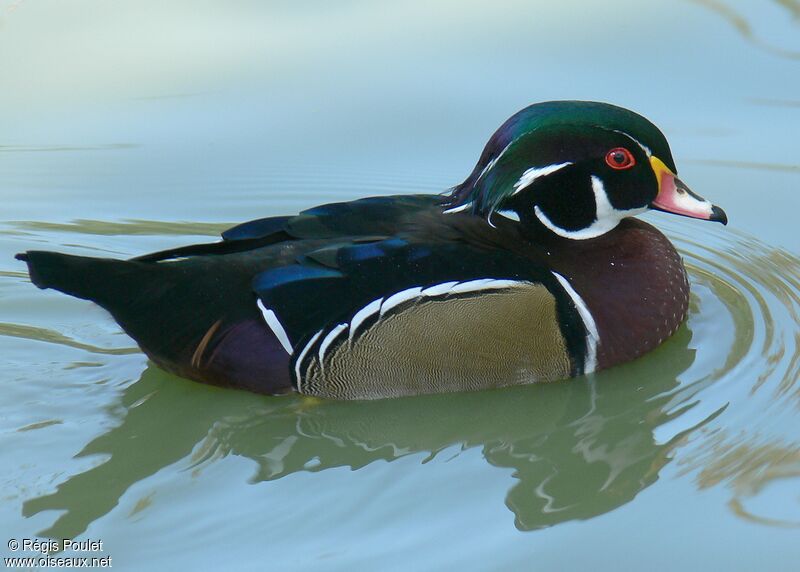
[16,250,293,393]
[15,250,182,362]
[16,251,151,307]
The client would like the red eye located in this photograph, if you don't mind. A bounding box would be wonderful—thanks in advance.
[605,147,636,170]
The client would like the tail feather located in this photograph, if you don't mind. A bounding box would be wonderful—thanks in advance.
[16,250,182,359]
[16,250,159,308]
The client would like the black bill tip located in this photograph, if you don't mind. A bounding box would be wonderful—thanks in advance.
[710,205,728,225]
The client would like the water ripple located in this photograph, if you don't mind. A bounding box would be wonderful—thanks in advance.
[658,219,800,526]
[3,206,800,537]
[0,322,139,355]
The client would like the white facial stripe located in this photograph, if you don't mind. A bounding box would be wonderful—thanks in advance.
[552,272,598,374]
[512,162,572,195]
[380,287,423,316]
[445,141,517,216]
[475,140,514,185]
[295,329,323,391]
[535,176,647,240]
[443,202,472,214]
[349,297,383,341]
[318,323,348,369]
[612,129,652,157]
[257,299,293,354]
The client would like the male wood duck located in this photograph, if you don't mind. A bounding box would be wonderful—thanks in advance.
[17,101,727,399]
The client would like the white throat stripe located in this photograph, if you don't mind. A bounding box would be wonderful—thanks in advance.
[534,176,647,240]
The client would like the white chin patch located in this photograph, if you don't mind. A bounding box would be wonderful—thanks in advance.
[534,176,647,240]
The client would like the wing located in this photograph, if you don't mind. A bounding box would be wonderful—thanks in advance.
[225,194,440,241]
[252,237,592,398]
[134,194,440,262]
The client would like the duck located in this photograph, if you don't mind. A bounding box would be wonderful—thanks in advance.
[16,101,727,400]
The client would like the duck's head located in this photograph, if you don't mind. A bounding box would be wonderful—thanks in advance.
[444,101,727,239]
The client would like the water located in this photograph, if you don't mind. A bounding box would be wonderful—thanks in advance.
[1,1,799,570]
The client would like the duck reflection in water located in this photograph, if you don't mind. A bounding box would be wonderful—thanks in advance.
[24,324,719,538]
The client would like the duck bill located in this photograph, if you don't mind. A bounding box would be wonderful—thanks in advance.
[649,156,727,225]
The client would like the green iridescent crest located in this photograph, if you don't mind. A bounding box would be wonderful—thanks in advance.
[446,101,676,217]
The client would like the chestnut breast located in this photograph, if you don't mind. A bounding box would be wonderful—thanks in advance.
[544,218,690,370]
